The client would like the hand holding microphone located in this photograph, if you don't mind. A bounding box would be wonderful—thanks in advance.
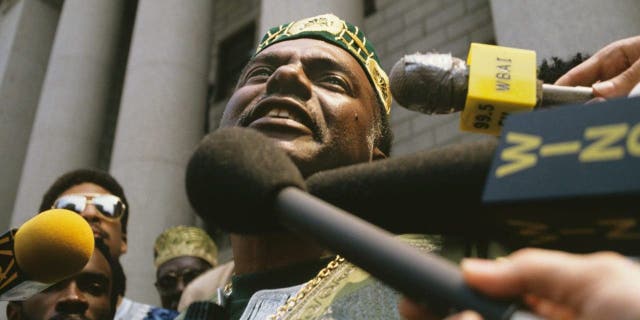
[389,43,596,135]
[389,36,640,136]
[1,209,94,300]
[389,51,594,116]
[399,248,640,320]
[555,35,640,98]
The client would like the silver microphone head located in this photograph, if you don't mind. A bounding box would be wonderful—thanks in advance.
[389,52,469,114]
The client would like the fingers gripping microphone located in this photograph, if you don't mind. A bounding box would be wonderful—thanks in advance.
[389,44,594,135]
[1,209,95,300]
[185,127,540,320]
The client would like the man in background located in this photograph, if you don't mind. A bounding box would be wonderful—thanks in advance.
[6,240,125,320]
[154,225,218,311]
[40,169,177,319]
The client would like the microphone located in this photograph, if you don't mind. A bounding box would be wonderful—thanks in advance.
[306,137,499,236]
[1,209,95,300]
[389,52,593,115]
[185,126,305,234]
[185,127,540,320]
[389,44,595,135]
[306,96,640,255]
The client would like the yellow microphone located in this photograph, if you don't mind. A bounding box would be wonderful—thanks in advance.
[389,43,594,135]
[0,209,94,300]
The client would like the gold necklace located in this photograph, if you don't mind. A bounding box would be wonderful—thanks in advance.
[223,279,233,296]
[267,255,345,320]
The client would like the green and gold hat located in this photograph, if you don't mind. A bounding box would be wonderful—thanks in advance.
[256,13,391,114]
[153,225,218,267]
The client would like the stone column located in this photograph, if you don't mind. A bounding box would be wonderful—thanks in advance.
[259,0,364,36]
[0,0,60,232]
[109,0,213,305]
[11,0,125,226]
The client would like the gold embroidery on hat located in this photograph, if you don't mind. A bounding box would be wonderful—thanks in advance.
[154,226,218,268]
[256,14,391,114]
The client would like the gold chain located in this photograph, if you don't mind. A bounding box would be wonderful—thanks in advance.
[223,280,233,296]
[267,255,345,320]
[222,271,236,297]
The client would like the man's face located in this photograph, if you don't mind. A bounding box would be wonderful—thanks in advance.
[57,183,127,259]
[220,38,383,177]
[155,256,213,310]
[7,250,114,320]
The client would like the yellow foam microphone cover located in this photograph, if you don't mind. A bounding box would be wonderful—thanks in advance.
[14,209,95,283]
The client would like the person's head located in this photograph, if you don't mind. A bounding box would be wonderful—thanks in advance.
[7,239,126,320]
[219,13,393,177]
[39,169,129,259]
[153,225,217,310]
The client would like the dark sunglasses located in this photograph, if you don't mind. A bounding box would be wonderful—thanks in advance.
[52,193,126,220]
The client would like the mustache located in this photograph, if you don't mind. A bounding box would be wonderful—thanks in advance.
[90,224,110,240]
[239,95,324,140]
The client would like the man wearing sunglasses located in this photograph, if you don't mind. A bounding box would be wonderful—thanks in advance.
[39,169,177,320]
[40,169,129,262]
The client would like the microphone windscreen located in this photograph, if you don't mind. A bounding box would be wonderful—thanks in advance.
[185,127,306,233]
[307,138,498,235]
[14,209,94,283]
[389,53,469,115]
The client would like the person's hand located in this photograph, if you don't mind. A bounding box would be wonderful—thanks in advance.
[555,35,640,98]
[398,248,640,320]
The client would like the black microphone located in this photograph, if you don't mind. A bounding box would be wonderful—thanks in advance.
[185,127,540,320]
[306,137,499,236]
[305,96,640,255]
[185,126,304,234]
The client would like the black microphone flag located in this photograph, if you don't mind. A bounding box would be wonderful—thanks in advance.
[484,96,640,253]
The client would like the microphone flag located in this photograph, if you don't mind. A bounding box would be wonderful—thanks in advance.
[484,96,640,253]
[0,229,50,300]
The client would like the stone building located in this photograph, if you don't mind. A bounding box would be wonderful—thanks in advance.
[1,0,638,308]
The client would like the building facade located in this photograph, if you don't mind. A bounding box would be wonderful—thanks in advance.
[1,0,638,309]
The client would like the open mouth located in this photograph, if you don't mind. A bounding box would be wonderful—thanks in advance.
[265,108,304,123]
[242,97,318,138]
